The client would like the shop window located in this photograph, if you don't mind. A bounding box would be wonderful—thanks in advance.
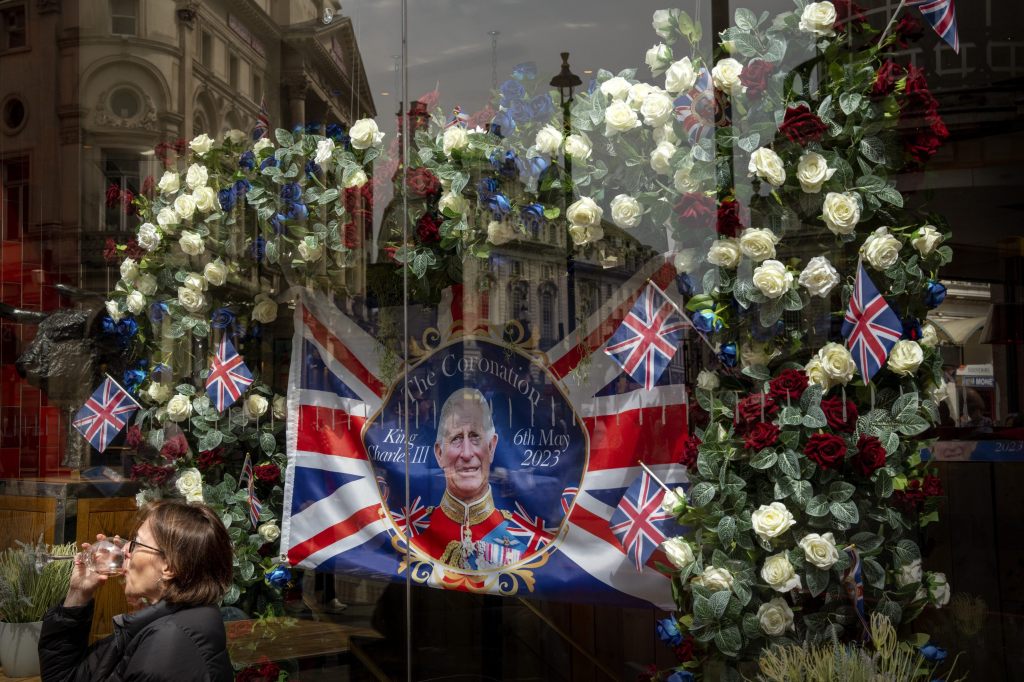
[1,4,26,50]
[110,0,137,36]
[229,54,239,88]
[101,150,141,233]
[1,157,29,240]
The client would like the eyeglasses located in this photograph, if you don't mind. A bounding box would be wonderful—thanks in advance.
[127,537,164,555]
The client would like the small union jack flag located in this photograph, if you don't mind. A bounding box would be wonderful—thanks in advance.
[560,486,579,516]
[247,485,263,528]
[239,453,254,490]
[252,96,271,140]
[392,496,431,537]
[841,262,903,383]
[908,0,959,53]
[841,546,870,638]
[206,335,254,412]
[609,470,677,572]
[604,282,687,391]
[444,105,469,129]
[673,68,716,144]
[72,375,140,453]
[508,502,555,553]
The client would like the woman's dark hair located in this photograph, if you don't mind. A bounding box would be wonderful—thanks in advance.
[132,500,233,606]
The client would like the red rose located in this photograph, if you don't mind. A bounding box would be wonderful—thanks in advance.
[803,433,847,470]
[254,463,280,484]
[768,369,809,404]
[103,238,119,263]
[130,463,175,487]
[903,64,931,97]
[744,422,781,450]
[343,184,374,224]
[852,435,886,476]
[779,105,827,145]
[342,221,361,249]
[415,212,442,244]
[105,183,123,208]
[124,238,146,261]
[674,192,715,224]
[125,425,144,449]
[161,434,190,461]
[140,175,156,198]
[832,0,866,30]
[894,16,924,47]
[872,60,904,98]
[405,167,441,197]
[893,479,926,511]
[739,59,775,100]
[674,635,695,662]
[922,474,943,497]
[716,197,744,237]
[736,393,778,425]
[820,396,858,433]
[681,437,701,469]
[197,448,225,471]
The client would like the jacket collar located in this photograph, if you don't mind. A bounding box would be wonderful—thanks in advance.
[114,600,184,638]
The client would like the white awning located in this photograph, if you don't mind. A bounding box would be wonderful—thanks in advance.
[929,316,988,344]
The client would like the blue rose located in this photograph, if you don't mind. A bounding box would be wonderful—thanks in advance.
[259,156,278,171]
[675,273,694,297]
[148,302,168,325]
[718,342,738,368]
[234,178,251,197]
[656,618,683,647]
[304,160,321,177]
[499,79,527,104]
[239,150,256,170]
[265,564,292,589]
[218,188,236,213]
[123,368,146,394]
[489,111,516,138]
[477,177,500,197]
[517,155,550,182]
[529,94,556,121]
[268,213,287,235]
[280,182,302,202]
[150,363,171,381]
[508,100,532,124]
[211,307,236,330]
[490,149,518,178]
[286,201,309,222]
[325,123,345,141]
[666,672,695,682]
[486,193,512,218]
[305,121,321,134]
[693,310,723,333]
[924,280,947,309]
[919,644,947,663]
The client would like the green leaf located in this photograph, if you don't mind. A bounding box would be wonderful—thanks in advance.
[828,481,856,503]
[176,384,196,397]
[830,500,859,525]
[897,415,929,436]
[892,539,921,565]
[850,532,884,553]
[239,560,255,581]
[690,482,716,507]
[197,430,223,452]
[862,557,886,589]
[709,589,731,619]
[749,448,778,470]
[778,407,803,426]
[741,364,771,382]
[806,567,829,597]
[859,137,885,164]
[717,515,736,545]
[792,480,813,507]
[776,449,800,479]
[223,584,240,605]
[274,128,294,147]
[839,92,863,115]
[806,495,830,517]
[875,469,894,498]
[693,595,714,623]
[802,407,827,429]
[876,185,904,207]
[259,431,276,455]
[734,7,758,30]
[714,624,742,656]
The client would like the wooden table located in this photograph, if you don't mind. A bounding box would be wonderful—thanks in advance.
[227,618,382,667]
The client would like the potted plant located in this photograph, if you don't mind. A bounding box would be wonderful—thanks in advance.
[0,540,75,678]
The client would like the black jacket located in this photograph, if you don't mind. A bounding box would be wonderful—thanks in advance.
[38,599,233,682]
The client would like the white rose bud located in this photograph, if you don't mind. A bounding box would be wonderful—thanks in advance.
[665,57,697,94]
[707,238,741,269]
[146,382,172,404]
[749,147,786,187]
[761,552,802,593]
[258,522,281,542]
[822,191,861,235]
[673,248,696,274]
[192,186,218,213]
[640,90,674,127]
[487,220,514,246]
[696,370,719,391]
[534,124,564,155]
[663,537,695,569]
[166,394,194,423]
[568,224,603,246]
[928,572,951,608]
[564,133,592,161]
[185,163,208,190]
[349,118,384,149]
[314,138,335,165]
[157,171,180,194]
[173,194,197,221]
[157,207,179,230]
[920,322,939,348]
[178,230,205,256]
[225,128,247,145]
[896,559,923,587]
[189,133,214,156]
[119,258,139,283]
[183,272,207,291]
[177,285,206,313]
[136,274,158,296]
[660,487,688,515]
[272,395,287,419]
[599,76,632,101]
[798,532,839,569]
[567,197,603,228]
[741,341,781,369]
[629,82,657,109]
[739,227,780,262]
[609,194,643,229]
[888,339,923,376]
[711,58,744,90]
[652,9,677,41]
[692,566,734,592]
[245,394,269,420]
[645,43,673,76]
[751,502,797,541]
[800,1,838,37]
[125,290,147,315]
[796,152,836,193]
[442,126,469,156]
[649,141,677,175]
[175,467,203,498]
[673,168,699,194]
[105,300,123,323]
[603,100,641,135]
[345,168,368,188]
[861,226,902,270]
[815,342,857,386]
[297,237,324,262]
[799,255,840,298]
[752,259,794,299]
[758,597,795,636]
[204,260,228,286]
[253,138,274,154]
[911,224,943,257]
[438,192,468,216]
[252,294,278,324]
[137,223,161,251]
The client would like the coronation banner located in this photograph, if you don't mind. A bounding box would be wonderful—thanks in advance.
[280,255,691,607]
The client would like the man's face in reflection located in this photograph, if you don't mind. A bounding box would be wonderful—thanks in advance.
[434,399,496,503]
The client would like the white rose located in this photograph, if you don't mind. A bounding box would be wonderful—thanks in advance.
[652,9,677,41]
[442,126,469,156]
[640,90,674,127]
[626,82,656,110]
[568,224,603,246]
[439,192,468,216]
[758,598,795,636]
[896,559,923,587]
[258,522,280,542]
[739,228,779,262]
[888,339,923,376]
[157,207,179,230]
[665,57,697,94]
[816,342,857,386]
[136,274,158,296]
[599,76,632,101]
[534,124,564,155]
[314,138,335,165]
[173,194,197,221]
[748,147,786,187]
[712,58,744,90]
[673,168,699,194]
[345,168,368,188]
[707,238,741,269]
[692,566,734,592]
[157,171,179,194]
[696,370,720,391]
[653,124,679,145]
[189,133,214,156]
[177,285,206,313]
[178,230,205,256]
[804,357,830,389]
[564,133,592,161]
[661,487,688,515]
[741,341,781,369]
[796,152,836,193]
[911,224,943,257]
[349,118,384,149]
[225,128,247,145]
[185,163,208,190]
[751,502,797,541]
[125,290,146,315]
[137,223,161,251]
[203,260,227,286]
[798,532,839,569]
[567,196,603,228]
[799,255,840,298]
[752,260,794,299]
[253,138,274,154]
[649,141,676,175]
[245,394,269,420]
[822,192,861,235]
[800,1,838,37]
[645,43,673,76]
[609,194,643,229]
[920,322,939,348]
[673,248,696,274]
[604,100,641,135]
[175,468,203,500]
[861,226,902,270]
[166,394,193,423]
[146,382,172,404]
[252,294,278,324]
[183,272,207,291]
[297,237,324,262]
[485,220,511,245]
[119,257,139,283]
[105,300,123,322]
[761,552,802,593]
[192,186,218,213]
[928,572,950,608]
[272,395,287,420]
[663,537,695,569]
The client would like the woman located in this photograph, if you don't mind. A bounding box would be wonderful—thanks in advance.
[39,500,235,681]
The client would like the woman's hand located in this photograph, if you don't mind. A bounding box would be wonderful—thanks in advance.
[63,534,123,607]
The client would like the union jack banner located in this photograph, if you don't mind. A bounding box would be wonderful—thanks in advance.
[604,282,687,391]
[508,501,556,553]
[393,496,431,537]
[908,0,959,53]
[841,262,903,383]
[72,375,140,453]
[252,96,270,140]
[841,546,871,638]
[444,105,469,129]
[608,470,677,573]
[673,68,716,144]
[206,335,254,412]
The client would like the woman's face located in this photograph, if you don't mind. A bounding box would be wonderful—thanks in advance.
[123,518,170,604]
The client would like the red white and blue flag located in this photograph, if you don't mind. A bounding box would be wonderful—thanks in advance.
[673,68,716,144]
[394,496,431,537]
[239,453,263,527]
[908,0,959,53]
[604,282,687,391]
[206,335,254,412]
[72,375,140,453]
[508,501,556,553]
[252,96,271,140]
[841,262,903,383]
[608,470,678,573]
[444,105,470,129]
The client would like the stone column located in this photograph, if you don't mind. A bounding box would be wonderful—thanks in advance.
[285,77,311,130]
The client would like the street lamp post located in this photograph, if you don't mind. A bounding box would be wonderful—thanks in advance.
[549,52,581,337]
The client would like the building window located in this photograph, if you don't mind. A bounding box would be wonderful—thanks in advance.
[252,73,263,102]
[102,151,141,233]
[2,96,26,134]
[201,31,213,68]
[110,0,137,36]
[108,87,141,120]
[1,5,26,50]
[229,54,239,88]
[540,286,555,345]
[2,157,29,240]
